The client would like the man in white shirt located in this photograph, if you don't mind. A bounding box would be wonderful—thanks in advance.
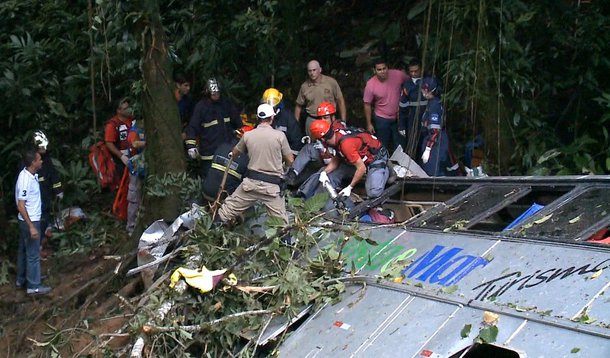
[15,149,51,295]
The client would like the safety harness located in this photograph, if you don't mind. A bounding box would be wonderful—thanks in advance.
[335,127,387,167]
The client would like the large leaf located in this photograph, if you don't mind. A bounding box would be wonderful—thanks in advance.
[304,192,330,214]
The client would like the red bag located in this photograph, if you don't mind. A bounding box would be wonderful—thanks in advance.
[88,141,120,190]
[112,168,129,221]
[367,207,396,224]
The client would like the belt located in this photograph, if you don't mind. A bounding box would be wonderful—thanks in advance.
[399,100,428,108]
[246,170,282,185]
[368,147,388,169]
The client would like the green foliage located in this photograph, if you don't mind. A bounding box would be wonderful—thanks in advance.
[476,325,498,343]
[0,260,11,286]
[123,193,356,356]
[460,323,472,338]
[145,172,201,206]
[50,209,122,255]
[53,157,99,205]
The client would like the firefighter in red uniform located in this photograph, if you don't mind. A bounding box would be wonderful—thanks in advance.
[105,97,135,177]
[301,120,389,202]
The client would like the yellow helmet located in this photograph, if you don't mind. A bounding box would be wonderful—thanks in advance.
[262,88,283,107]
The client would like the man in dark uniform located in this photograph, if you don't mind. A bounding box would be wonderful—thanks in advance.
[419,77,451,176]
[399,59,428,155]
[261,87,303,155]
[185,78,242,178]
[32,131,63,256]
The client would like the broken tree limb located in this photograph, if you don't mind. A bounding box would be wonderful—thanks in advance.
[234,285,277,294]
[142,309,275,334]
[129,253,200,358]
[126,246,186,276]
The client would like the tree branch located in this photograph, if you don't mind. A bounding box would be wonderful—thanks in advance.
[142,309,276,334]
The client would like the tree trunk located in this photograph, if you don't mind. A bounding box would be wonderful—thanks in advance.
[133,0,186,241]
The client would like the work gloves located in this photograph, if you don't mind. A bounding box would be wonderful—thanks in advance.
[121,154,129,166]
[301,135,311,144]
[313,140,324,152]
[188,148,199,159]
[398,129,406,137]
[421,146,432,164]
[228,151,233,159]
[318,171,330,185]
[56,192,64,200]
[338,185,352,198]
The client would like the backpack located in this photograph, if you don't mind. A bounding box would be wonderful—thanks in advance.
[336,127,383,162]
[88,141,120,190]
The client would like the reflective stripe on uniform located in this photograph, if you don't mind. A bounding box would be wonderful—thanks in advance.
[203,120,218,128]
[53,182,62,189]
[223,117,230,123]
[211,163,242,179]
[200,155,214,161]
[185,139,197,145]
[399,100,428,108]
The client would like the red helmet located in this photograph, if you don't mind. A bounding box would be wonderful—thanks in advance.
[310,120,332,141]
[317,101,336,117]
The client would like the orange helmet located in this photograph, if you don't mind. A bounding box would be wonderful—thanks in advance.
[310,120,332,141]
[317,101,336,117]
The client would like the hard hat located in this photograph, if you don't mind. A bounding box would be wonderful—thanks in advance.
[241,113,257,128]
[262,88,283,107]
[257,103,278,120]
[206,77,220,95]
[33,130,49,150]
[317,101,336,117]
[310,120,332,141]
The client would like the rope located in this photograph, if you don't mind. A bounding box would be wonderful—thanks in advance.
[496,0,503,174]
[405,0,435,160]
[88,0,98,138]
[471,0,484,150]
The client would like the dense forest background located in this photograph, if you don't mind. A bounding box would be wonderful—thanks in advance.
[0,0,609,244]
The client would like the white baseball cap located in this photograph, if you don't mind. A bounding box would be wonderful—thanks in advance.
[257,103,279,119]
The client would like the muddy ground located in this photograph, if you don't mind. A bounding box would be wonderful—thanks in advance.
[0,245,140,357]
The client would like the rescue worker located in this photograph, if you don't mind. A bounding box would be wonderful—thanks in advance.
[294,60,347,135]
[105,97,135,177]
[201,141,249,201]
[216,103,294,226]
[308,120,390,202]
[261,87,303,154]
[419,77,451,176]
[32,131,63,256]
[185,78,242,179]
[126,121,146,235]
[285,101,345,186]
[399,59,428,155]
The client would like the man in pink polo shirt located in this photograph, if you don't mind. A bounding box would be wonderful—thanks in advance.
[363,58,409,153]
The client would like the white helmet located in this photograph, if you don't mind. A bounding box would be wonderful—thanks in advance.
[34,130,49,150]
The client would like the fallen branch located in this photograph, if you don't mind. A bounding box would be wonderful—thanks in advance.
[126,246,186,276]
[142,309,275,334]
[234,285,277,294]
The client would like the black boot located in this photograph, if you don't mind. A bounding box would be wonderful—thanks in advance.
[284,168,297,187]
[211,214,225,229]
